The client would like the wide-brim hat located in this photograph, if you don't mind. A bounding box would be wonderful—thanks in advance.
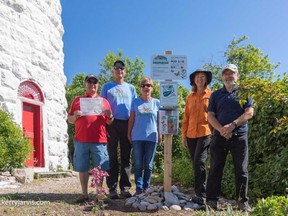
[189,69,212,86]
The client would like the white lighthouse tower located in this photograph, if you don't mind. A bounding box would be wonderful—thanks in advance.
[0,0,69,171]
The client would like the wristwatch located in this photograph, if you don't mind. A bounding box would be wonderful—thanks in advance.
[231,121,238,128]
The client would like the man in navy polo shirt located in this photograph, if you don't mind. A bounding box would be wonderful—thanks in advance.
[205,64,254,212]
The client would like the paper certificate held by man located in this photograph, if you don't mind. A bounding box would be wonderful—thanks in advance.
[80,98,103,115]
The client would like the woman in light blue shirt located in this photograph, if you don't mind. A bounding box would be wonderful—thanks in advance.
[128,77,162,196]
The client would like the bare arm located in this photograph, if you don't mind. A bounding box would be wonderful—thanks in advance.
[102,109,114,125]
[68,110,82,124]
[232,107,254,127]
[157,112,162,145]
[127,111,135,144]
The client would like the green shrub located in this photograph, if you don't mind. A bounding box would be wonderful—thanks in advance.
[0,109,31,171]
[251,196,288,216]
[171,151,194,188]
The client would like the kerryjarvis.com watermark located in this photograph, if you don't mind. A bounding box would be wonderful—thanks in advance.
[0,200,50,207]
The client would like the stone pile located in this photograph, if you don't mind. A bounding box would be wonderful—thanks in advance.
[0,171,20,189]
[125,185,203,212]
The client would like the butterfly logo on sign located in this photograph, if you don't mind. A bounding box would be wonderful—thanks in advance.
[162,85,175,97]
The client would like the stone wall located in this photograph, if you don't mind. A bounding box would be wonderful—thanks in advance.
[0,0,68,171]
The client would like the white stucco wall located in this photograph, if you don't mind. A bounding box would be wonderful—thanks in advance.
[0,0,68,171]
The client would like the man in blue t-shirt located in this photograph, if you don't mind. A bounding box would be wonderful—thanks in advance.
[100,60,137,199]
[206,64,254,212]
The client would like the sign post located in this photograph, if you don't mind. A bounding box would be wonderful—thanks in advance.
[151,50,187,192]
[164,133,172,192]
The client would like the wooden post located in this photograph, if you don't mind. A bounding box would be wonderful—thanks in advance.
[164,134,172,192]
[163,50,173,192]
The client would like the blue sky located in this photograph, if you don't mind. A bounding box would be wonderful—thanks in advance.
[60,0,288,89]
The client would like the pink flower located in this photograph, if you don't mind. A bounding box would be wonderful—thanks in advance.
[90,166,109,201]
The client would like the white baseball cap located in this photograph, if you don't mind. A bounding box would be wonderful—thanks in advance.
[222,64,238,74]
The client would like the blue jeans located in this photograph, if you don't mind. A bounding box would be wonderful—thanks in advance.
[132,140,157,191]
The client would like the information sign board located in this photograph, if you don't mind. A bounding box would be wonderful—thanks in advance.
[151,55,187,80]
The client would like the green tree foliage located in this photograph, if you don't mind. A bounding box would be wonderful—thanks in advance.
[205,36,279,87]
[0,108,31,171]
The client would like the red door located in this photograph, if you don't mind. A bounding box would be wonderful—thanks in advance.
[22,102,44,167]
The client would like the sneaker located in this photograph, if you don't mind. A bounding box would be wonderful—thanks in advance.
[206,200,218,210]
[191,203,205,210]
[238,202,252,212]
[121,189,132,198]
[191,195,205,205]
[75,195,89,204]
[133,188,143,196]
[108,190,119,199]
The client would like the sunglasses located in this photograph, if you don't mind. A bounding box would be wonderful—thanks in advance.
[86,80,98,84]
[140,84,152,88]
[114,66,125,70]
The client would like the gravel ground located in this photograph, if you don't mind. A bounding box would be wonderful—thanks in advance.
[0,174,201,216]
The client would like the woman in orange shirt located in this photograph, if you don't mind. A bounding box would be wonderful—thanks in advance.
[182,69,212,207]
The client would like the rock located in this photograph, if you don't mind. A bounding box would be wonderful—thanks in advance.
[146,188,155,193]
[171,185,180,192]
[148,197,159,204]
[0,172,20,189]
[161,205,169,211]
[147,203,158,210]
[169,204,182,210]
[184,202,203,210]
[125,197,136,206]
[1,171,11,176]
[132,202,140,209]
[164,191,180,205]
[12,168,34,184]
[156,202,163,209]
[140,201,150,206]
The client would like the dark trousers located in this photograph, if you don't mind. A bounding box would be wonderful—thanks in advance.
[106,119,132,191]
[187,136,210,198]
[206,133,249,203]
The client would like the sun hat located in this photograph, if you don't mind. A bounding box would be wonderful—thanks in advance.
[189,69,212,86]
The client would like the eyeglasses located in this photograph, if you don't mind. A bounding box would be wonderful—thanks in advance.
[140,84,152,88]
[114,66,125,70]
[86,80,98,84]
